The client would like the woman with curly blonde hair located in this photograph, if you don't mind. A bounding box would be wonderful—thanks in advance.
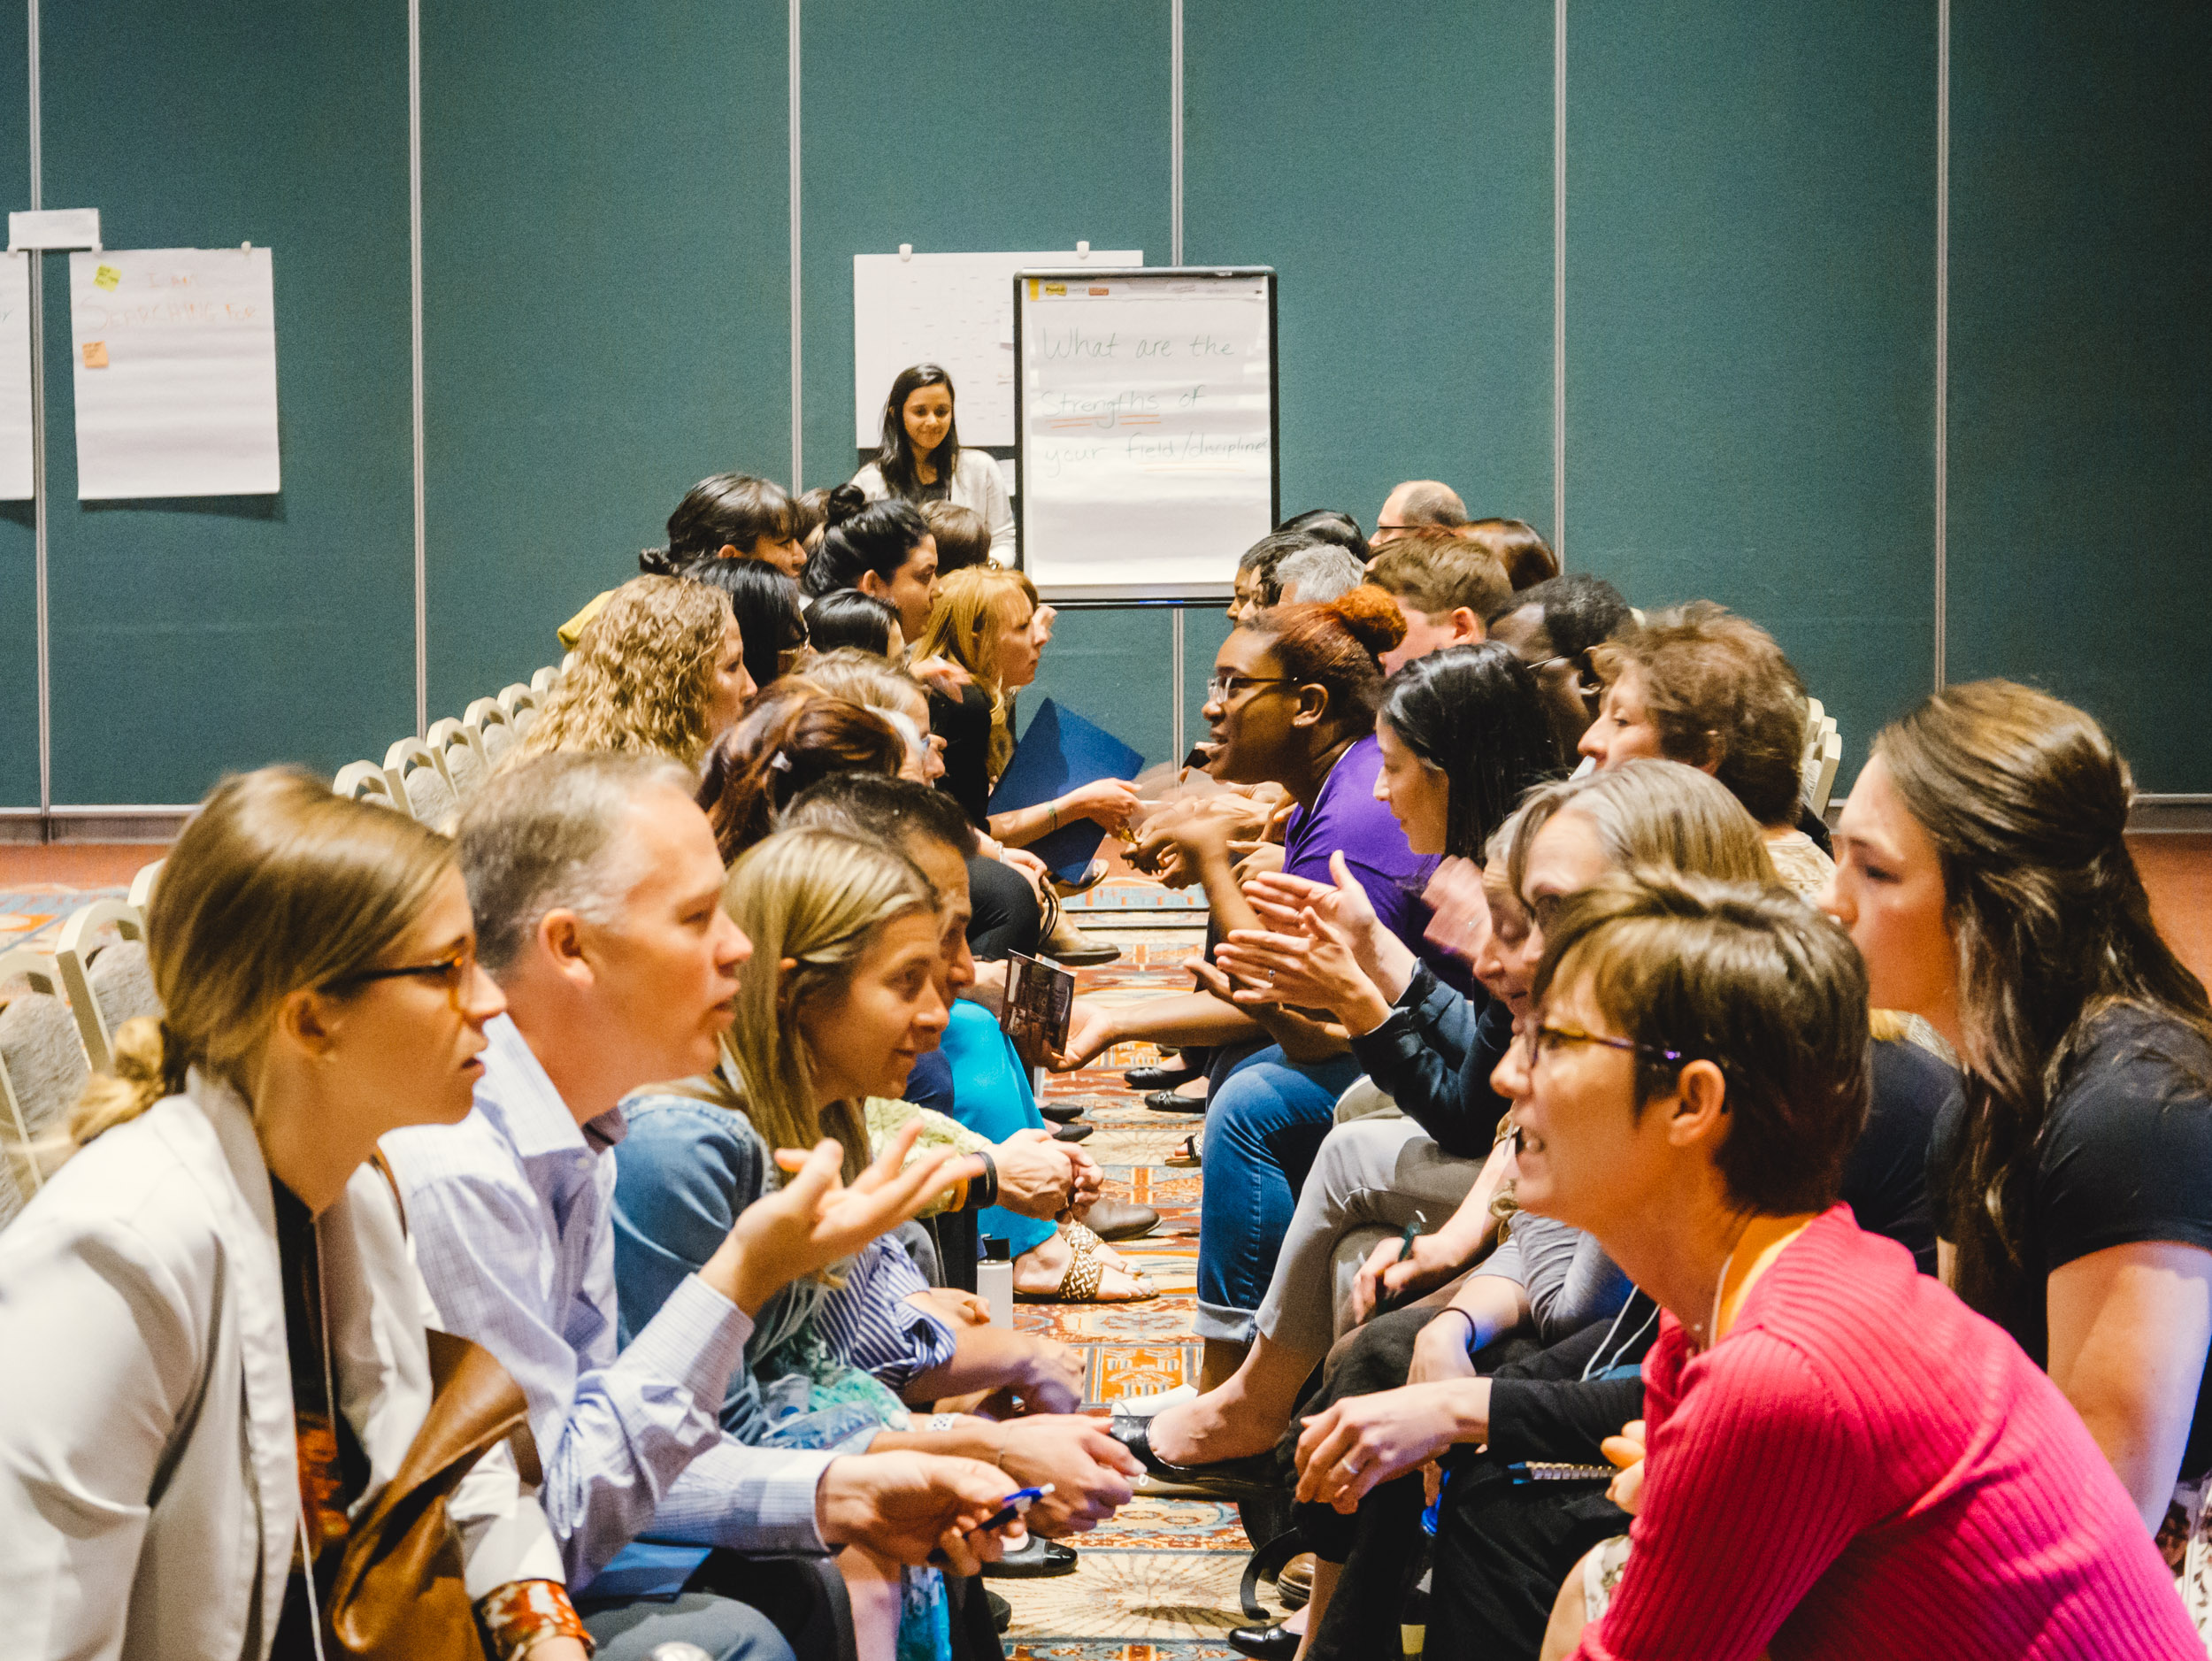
[518,574,751,769]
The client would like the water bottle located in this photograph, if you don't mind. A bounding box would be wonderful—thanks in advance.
[978,1234,1014,1329]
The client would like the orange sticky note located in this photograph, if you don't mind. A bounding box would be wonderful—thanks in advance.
[81,341,108,368]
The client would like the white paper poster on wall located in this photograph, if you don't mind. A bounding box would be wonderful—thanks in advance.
[0,252,35,500]
[69,247,280,500]
[854,249,1141,450]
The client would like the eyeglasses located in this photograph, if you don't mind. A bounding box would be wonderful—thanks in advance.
[330,944,478,1013]
[1516,1020,1686,1067]
[1205,673,1296,705]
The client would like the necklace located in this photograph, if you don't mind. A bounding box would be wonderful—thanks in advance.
[1687,1218,1753,1349]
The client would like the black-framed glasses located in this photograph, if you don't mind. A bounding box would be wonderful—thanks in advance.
[329,944,477,1013]
[1517,1020,1686,1067]
[1205,672,1296,705]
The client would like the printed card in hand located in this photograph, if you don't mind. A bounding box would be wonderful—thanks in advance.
[1000,951,1075,1069]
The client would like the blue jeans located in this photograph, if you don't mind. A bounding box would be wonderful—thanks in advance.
[1197,1045,1365,1343]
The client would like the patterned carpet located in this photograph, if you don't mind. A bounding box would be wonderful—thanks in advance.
[0,886,126,950]
[1003,921,1258,1661]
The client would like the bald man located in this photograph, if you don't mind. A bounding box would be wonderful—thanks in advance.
[1371,479,1469,547]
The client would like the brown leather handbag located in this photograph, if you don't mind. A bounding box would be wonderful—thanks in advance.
[321,1326,539,1661]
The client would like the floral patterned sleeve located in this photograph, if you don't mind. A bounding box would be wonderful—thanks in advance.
[864,1098,987,1217]
[476,1579,591,1658]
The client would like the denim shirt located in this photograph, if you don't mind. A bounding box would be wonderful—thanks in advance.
[611,1091,956,1444]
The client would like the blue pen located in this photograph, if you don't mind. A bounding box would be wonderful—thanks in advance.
[928,1485,1052,1564]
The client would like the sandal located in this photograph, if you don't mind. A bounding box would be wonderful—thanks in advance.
[1166,1134,1201,1168]
[1016,1222,1157,1303]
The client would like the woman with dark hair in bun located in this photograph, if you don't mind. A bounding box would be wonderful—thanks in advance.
[803,484,941,646]
[1049,590,1446,1334]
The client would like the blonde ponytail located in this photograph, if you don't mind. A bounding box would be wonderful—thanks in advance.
[62,766,457,1153]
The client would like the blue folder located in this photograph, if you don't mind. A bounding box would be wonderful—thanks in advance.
[986,698,1145,883]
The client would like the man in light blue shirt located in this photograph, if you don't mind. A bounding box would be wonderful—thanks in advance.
[384,752,1012,1660]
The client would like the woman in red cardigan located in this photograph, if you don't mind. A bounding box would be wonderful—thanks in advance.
[1296,872,2196,1661]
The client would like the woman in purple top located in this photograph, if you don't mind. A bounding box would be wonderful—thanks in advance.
[1056,589,1437,1373]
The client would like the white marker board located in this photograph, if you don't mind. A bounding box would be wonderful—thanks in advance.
[853,248,1140,451]
[69,247,280,500]
[1015,267,1276,596]
[0,253,34,500]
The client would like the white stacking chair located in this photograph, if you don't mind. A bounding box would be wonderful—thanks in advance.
[465,697,518,766]
[560,651,576,676]
[127,857,163,914]
[1801,698,1826,779]
[384,736,461,830]
[427,716,491,802]
[0,948,86,1224]
[334,760,403,809]
[1805,720,1844,819]
[530,665,561,696]
[55,899,159,1080]
[498,683,541,742]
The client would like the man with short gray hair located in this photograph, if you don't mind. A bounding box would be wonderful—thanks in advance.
[385,753,1014,1661]
[1273,544,1370,606]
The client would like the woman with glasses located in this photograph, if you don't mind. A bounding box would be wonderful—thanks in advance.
[1057,589,1447,1377]
[1327,873,2196,1660]
[0,768,598,1661]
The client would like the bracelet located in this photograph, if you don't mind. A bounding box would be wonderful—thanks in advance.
[1045,801,1061,833]
[479,1580,592,1660]
[968,1150,999,1211]
[1438,1306,1480,1355]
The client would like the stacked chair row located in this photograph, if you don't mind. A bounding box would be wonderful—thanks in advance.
[332,657,571,827]
[0,859,165,1225]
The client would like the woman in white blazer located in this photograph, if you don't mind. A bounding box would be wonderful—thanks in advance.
[0,768,589,1661]
[850,364,1015,563]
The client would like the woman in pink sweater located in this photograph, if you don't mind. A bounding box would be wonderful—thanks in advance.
[1296,872,2196,1660]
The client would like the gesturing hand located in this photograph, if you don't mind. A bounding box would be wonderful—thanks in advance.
[994,1417,1141,1535]
[1602,1419,1647,1517]
[1421,857,1492,963]
[1294,1383,1470,1512]
[993,1128,1078,1219]
[908,654,973,697]
[1350,1231,1478,1326]
[817,1450,1018,1573]
[710,1120,981,1316]
[1216,922,1376,1019]
[1049,998,1119,1073]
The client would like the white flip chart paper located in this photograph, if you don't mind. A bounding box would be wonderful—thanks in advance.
[0,253,34,500]
[854,249,1141,450]
[69,247,280,500]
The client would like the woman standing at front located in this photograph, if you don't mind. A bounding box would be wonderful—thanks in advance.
[852,365,1015,563]
[0,769,595,1661]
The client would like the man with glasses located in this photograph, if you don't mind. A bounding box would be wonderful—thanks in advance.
[1371,479,1469,547]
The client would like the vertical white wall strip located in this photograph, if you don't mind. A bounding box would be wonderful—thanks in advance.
[408,0,426,735]
[1553,0,1567,562]
[788,0,803,488]
[1169,0,1183,264]
[1171,607,1185,760]
[25,0,45,819]
[1932,0,1949,688]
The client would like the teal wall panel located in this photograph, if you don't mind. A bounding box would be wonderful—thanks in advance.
[0,1,30,807]
[421,1,794,718]
[38,0,413,804]
[1183,0,1553,542]
[1947,4,2211,792]
[1024,606,1177,775]
[1565,0,1938,783]
[797,0,1171,490]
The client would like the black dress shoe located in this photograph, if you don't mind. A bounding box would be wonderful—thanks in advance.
[1039,1100,1085,1123]
[1145,1089,1208,1114]
[1123,1063,1200,1091]
[1054,1123,1094,1142]
[1082,1198,1160,1242]
[980,1535,1078,1578]
[1109,1420,1281,1496]
[1227,1621,1301,1661]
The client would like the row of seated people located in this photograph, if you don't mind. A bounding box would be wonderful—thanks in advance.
[4,458,2208,1661]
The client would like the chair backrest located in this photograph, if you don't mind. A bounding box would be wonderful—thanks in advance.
[463,696,515,764]
[530,665,560,696]
[427,716,490,803]
[560,651,577,675]
[0,949,86,1221]
[1805,721,1845,819]
[383,736,461,832]
[334,759,403,810]
[127,857,164,913]
[54,900,158,1079]
[496,683,540,719]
